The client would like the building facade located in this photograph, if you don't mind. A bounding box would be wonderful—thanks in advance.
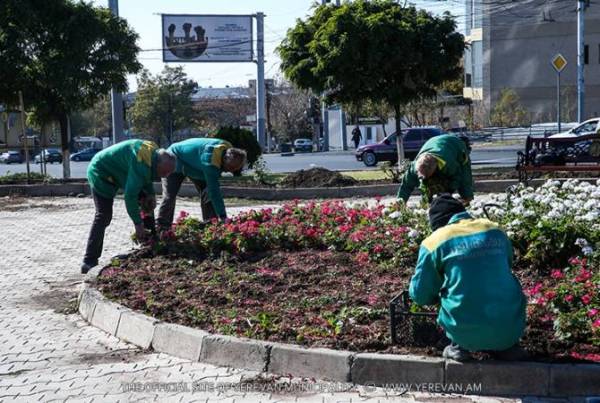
[464,0,600,123]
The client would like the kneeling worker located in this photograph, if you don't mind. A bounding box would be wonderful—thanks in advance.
[397,134,473,204]
[82,140,177,273]
[409,195,527,361]
[157,138,247,229]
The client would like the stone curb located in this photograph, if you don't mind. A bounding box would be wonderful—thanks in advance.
[78,281,600,398]
[4,178,597,199]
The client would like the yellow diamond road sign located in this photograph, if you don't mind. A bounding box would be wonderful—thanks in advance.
[552,54,568,73]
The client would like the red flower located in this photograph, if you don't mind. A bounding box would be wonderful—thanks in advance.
[355,251,370,266]
[588,309,599,318]
[551,269,564,279]
[544,290,557,300]
[565,295,574,303]
[373,244,384,254]
[593,319,600,328]
[581,294,593,305]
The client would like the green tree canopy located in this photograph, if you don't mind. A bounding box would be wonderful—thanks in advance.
[130,66,198,147]
[278,0,464,159]
[0,0,141,177]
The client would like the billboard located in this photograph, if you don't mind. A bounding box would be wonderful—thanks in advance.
[162,14,253,62]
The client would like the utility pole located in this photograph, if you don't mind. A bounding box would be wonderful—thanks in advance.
[109,0,125,144]
[255,12,267,151]
[577,0,586,122]
[319,0,338,151]
[18,92,30,183]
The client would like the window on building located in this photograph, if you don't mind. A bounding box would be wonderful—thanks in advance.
[585,45,589,65]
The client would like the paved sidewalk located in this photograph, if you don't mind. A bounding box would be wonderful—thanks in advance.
[0,195,522,402]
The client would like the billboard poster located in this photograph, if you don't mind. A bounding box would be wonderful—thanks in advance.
[162,14,253,62]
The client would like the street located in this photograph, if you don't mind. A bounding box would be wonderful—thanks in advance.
[0,146,520,178]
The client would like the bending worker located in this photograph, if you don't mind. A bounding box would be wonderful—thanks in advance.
[409,195,527,362]
[82,140,177,273]
[157,137,247,229]
[397,134,473,204]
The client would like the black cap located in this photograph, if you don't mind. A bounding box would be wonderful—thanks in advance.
[428,194,466,231]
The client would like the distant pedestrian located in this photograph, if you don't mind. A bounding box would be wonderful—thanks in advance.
[351,127,362,149]
[82,140,176,273]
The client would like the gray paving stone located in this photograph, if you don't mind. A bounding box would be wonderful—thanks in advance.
[549,363,600,396]
[445,360,550,396]
[351,353,444,385]
[152,324,208,361]
[269,344,352,382]
[116,310,159,349]
[200,334,270,372]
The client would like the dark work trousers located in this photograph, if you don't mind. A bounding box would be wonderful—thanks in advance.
[157,173,218,230]
[84,191,114,264]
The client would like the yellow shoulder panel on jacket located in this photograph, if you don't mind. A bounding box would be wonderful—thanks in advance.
[210,142,232,168]
[422,218,500,251]
[136,141,158,167]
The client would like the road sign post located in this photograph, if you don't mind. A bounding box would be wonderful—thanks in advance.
[551,54,568,133]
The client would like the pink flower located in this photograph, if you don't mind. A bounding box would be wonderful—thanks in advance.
[373,244,384,254]
[581,294,593,305]
[587,309,599,318]
[179,210,189,219]
[544,290,557,300]
[367,294,379,306]
[355,251,370,266]
[551,269,564,279]
[565,295,574,302]
[528,283,543,296]
[593,319,600,328]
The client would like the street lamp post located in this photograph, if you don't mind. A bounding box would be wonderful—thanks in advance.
[108,0,124,144]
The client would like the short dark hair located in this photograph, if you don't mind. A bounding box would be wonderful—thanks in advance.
[428,194,466,231]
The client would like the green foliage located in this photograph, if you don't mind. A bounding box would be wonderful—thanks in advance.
[278,0,464,159]
[210,126,262,169]
[70,96,112,137]
[490,89,529,127]
[0,0,141,153]
[0,172,52,184]
[130,66,198,146]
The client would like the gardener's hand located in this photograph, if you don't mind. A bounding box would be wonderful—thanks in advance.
[459,197,472,207]
[134,223,147,242]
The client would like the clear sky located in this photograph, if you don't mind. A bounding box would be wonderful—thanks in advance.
[94,1,462,91]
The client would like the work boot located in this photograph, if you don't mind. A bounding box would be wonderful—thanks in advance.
[493,344,528,361]
[81,260,98,274]
[443,343,472,362]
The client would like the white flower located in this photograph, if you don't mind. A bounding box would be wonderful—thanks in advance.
[582,212,599,222]
[575,238,589,247]
[408,229,419,238]
[582,246,594,256]
[388,211,402,219]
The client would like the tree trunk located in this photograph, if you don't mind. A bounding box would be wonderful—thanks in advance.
[394,104,404,167]
[59,113,71,179]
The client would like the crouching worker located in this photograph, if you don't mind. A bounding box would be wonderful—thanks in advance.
[157,138,247,230]
[397,135,473,205]
[409,195,527,361]
[82,140,176,273]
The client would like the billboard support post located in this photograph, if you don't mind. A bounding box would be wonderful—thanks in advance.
[109,0,124,144]
[255,12,266,151]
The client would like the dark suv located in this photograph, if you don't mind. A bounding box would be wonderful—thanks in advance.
[355,127,445,167]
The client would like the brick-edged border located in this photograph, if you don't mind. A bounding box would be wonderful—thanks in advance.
[4,178,598,199]
[78,283,600,398]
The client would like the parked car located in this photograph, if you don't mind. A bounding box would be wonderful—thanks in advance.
[34,148,63,164]
[293,138,313,152]
[355,127,445,167]
[550,118,600,139]
[70,148,100,161]
[0,151,24,164]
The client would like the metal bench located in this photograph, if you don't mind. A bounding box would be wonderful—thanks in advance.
[516,133,600,183]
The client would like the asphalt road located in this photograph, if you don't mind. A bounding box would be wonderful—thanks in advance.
[0,146,521,178]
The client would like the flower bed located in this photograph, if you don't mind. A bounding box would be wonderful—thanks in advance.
[96,180,600,363]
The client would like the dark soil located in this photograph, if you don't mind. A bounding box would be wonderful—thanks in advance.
[279,168,358,188]
[96,248,583,361]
